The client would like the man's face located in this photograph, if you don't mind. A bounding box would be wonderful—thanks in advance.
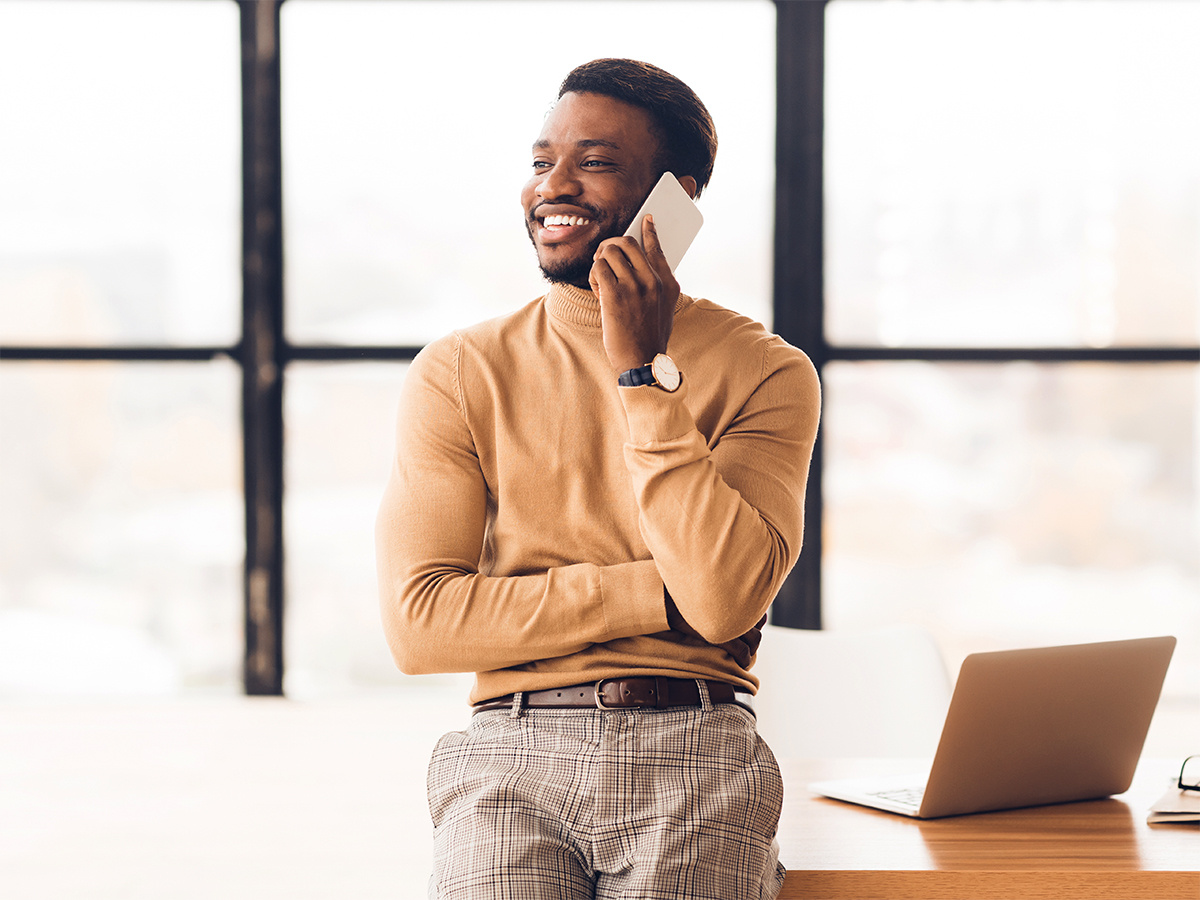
[522,91,663,289]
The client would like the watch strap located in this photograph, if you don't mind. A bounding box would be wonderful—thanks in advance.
[617,364,656,388]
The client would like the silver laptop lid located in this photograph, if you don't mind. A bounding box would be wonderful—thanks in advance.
[919,635,1176,818]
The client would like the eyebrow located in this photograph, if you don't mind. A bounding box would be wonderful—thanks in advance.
[532,138,622,152]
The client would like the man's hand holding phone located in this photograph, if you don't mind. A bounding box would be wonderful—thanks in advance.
[590,215,677,375]
[590,172,703,375]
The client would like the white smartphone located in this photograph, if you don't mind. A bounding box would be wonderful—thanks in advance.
[622,172,704,273]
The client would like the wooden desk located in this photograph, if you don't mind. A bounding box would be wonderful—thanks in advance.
[777,759,1198,900]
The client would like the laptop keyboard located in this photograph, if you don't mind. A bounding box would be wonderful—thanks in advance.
[867,787,925,811]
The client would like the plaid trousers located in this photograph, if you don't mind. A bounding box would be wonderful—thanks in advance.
[426,682,786,900]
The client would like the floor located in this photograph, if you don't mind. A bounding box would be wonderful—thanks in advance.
[1,686,472,900]
[2,686,1196,900]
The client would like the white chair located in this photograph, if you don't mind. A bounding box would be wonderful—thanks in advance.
[751,623,952,758]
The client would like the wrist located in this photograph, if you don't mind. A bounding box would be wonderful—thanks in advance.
[617,354,681,392]
[611,357,647,376]
[609,344,664,376]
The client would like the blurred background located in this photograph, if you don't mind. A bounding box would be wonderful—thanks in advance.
[1,0,1194,702]
[2,1,1197,897]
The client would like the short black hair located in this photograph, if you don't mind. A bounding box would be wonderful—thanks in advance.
[558,58,717,197]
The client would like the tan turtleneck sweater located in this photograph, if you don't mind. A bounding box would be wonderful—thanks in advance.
[376,283,820,705]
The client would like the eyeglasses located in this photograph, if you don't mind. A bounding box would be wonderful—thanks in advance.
[1178,756,1200,792]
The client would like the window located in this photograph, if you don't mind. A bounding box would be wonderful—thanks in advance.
[2,0,1194,708]
[817,0,1199,699]
[0,0,243,695]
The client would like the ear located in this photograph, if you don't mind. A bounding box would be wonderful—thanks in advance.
[677,175,698,199]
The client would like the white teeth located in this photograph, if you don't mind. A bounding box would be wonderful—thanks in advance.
[542,214,591,227]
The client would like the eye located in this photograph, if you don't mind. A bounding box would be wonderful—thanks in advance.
[531,160,552,170]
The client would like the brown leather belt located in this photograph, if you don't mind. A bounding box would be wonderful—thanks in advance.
[472,677,743,714]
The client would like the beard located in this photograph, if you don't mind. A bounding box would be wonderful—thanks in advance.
[526,200,641,290]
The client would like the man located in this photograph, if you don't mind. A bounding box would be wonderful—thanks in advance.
[376,58,820,900]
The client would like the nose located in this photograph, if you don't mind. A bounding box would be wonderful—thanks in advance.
[535,162,582,202]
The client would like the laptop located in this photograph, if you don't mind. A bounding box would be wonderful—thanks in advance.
[809,635,1176,819]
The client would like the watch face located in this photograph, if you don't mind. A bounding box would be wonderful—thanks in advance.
[651,353,681,392]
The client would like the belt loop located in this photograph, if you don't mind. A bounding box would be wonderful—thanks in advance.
[509,691,525,718]
[655,676,669,709]
[696,679,713,711]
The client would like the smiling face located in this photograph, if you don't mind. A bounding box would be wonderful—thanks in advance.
[522,91,663,289]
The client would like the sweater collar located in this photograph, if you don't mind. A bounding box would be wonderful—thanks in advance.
[545,282,691,330]
[546,282,603,328]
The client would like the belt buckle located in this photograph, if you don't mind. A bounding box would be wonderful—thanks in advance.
[594,677,670,710]
[594,679,618,710]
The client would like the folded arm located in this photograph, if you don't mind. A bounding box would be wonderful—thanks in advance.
[594,216,821,646]
[619,345,821,644]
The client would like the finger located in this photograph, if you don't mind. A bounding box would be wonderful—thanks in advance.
[588,256,619,297]
[641,215,674,279]
[593,240,646,288]
[595,237,657,290]
[593,235,643,265]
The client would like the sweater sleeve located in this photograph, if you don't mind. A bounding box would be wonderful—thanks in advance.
[619,339,821,644]
[375,335,668,676]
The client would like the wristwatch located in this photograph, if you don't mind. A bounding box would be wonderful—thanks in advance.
[617,353,681,392]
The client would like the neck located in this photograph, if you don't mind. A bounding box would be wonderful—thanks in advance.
[544,282,691,331]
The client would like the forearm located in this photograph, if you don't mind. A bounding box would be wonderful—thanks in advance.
[626,433,793,642]
[376,493,666,674]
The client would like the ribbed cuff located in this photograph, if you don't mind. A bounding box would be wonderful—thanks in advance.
[617,378,694,445]
[599,559,669,639]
